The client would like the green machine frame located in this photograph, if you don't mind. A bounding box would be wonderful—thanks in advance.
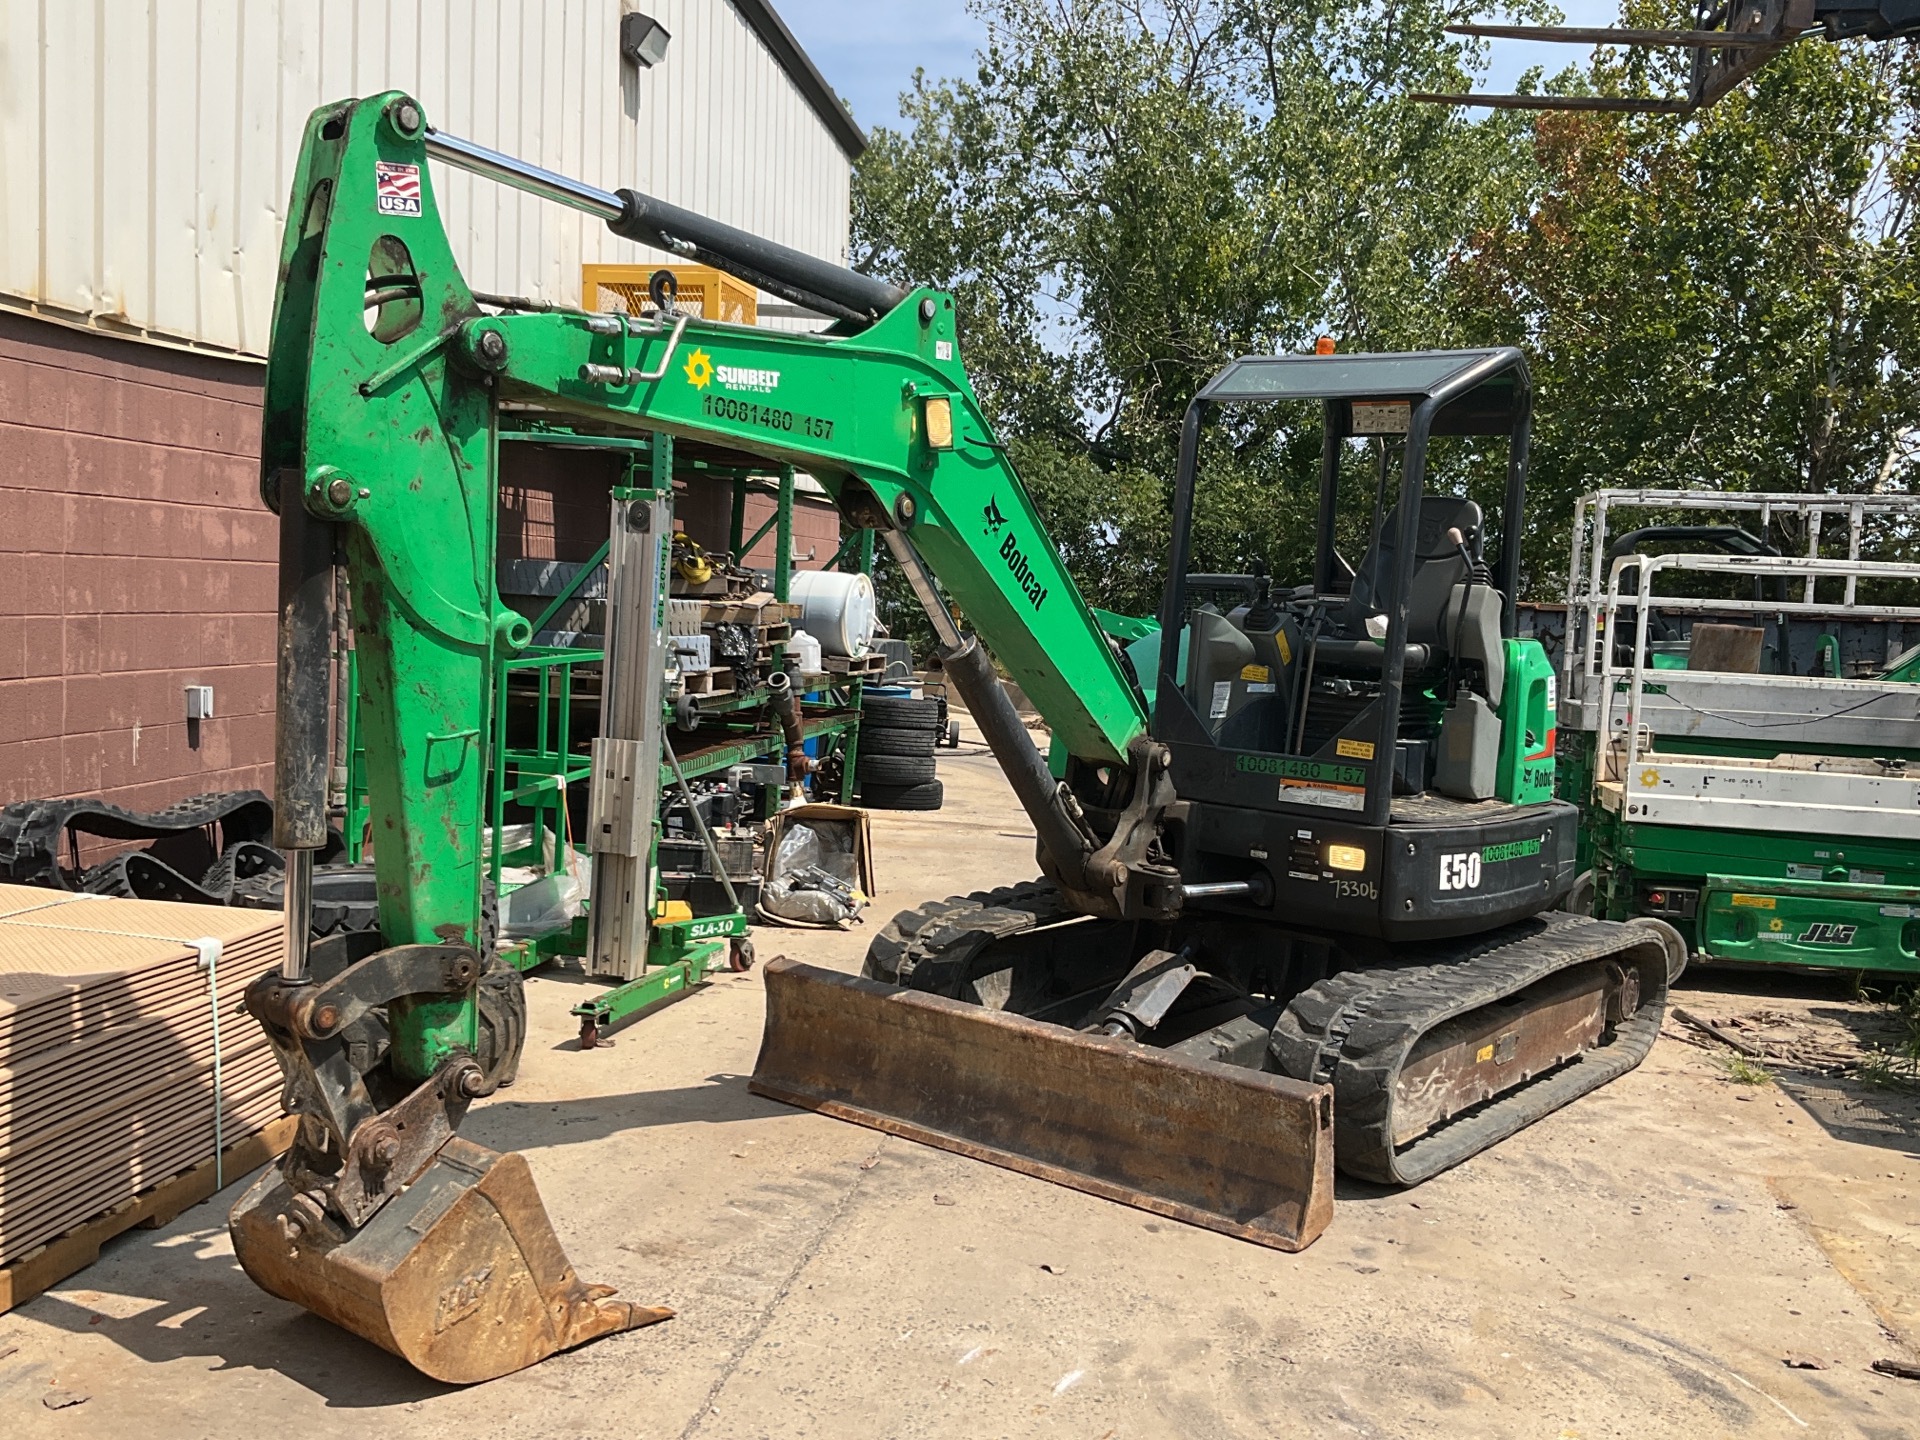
[337,427,875,1039]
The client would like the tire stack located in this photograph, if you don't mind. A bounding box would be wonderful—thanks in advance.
[857,694,946,811]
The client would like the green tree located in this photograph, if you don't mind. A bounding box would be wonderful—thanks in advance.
[855,1,1920,643]
[1450,18,1920,591]
[853,0,1541,625]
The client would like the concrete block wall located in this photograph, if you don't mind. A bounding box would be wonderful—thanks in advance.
[498,440,845,573]
[0,313,275,812]
[671,475,843,572]
[0,312,852,821]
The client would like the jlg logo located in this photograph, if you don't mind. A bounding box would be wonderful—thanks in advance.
[1438,852,1482,892]
[1796,922,1858,946]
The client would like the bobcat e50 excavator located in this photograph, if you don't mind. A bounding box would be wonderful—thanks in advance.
[235,93,1681,1382]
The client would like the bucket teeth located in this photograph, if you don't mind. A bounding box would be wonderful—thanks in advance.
[231,1136,670,1384]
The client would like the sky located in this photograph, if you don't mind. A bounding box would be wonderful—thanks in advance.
[775,1,1627,137]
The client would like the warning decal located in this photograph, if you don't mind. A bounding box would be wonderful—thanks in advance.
[376,161,422,216]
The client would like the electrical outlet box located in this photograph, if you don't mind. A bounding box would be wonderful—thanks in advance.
[184,685,214,720]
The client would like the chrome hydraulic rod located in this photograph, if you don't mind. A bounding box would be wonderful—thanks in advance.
[1180,880,1256,900]
[281,850,313,982]
[424,127,624,221]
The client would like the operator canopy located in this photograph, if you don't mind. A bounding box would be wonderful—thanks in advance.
[1196,348,1527,437]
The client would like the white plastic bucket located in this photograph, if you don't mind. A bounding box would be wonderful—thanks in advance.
[787,570,876,657]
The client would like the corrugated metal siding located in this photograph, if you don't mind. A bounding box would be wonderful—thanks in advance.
[0,0,852,356]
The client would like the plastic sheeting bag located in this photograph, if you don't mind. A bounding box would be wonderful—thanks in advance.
[495,817,589,939]
[759,818,864,927]
[500,870,583,938]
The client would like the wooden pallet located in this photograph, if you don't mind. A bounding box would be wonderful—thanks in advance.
[684,668,736,699]
[701,594,799,626]
[670,575,753,599]
[0,1115,296,1316]
[824,651,887,676]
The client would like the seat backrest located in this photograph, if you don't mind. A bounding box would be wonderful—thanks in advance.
[1341,495,1483,645]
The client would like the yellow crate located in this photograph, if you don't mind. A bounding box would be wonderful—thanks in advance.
[582,263,757,326]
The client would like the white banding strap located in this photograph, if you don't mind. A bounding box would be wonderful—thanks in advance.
[195,937,225,1189]
[3,906,244,1187]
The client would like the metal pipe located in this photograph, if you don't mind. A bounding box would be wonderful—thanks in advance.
[281,850,314,982]
[765,669,814,785]
[424,128,624,220]
[1447,22,1787,47]
[880,529,1097,890]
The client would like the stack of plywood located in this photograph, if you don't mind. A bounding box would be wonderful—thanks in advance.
[0,884,288,1270]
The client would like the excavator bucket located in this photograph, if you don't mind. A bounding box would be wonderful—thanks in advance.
[749,958,1335,1250]
[230,1136,670,1384]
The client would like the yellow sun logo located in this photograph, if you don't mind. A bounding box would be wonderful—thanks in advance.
[1639,768,1660,788]
[1770,918,1785,932]
[683,348,714,389]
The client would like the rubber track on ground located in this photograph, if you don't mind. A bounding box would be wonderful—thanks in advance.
[1269,912,1670,1185]
[81,840,284,906]
[231,866,383,937]
[0,790,273,888]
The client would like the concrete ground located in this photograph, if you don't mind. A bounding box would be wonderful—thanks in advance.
[2,743,1916,1438]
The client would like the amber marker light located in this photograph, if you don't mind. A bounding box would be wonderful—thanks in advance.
[923,394,955,449]
[1326,844,1367,872]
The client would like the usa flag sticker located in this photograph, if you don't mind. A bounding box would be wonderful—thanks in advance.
[375,161,422,216]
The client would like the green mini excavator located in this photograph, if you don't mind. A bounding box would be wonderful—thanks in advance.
[235,93,1680,1382]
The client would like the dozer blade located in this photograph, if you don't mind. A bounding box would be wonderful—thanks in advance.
[230,1136,670,1384]
[749,958,1334,1251]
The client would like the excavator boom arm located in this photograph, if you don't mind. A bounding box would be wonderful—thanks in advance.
[235,99,1325,1374]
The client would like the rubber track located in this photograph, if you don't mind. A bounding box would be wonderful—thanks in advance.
[81,852,228,905]
[1269,913,1670,1186]
[862,879,1070,990]
[230,865,382,938]
[80,840,285,906]
[0,790,273,888]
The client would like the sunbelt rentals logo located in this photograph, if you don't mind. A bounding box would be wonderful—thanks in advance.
[682,346,780,395]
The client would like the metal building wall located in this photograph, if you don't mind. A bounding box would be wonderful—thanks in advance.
[0,0,855,358]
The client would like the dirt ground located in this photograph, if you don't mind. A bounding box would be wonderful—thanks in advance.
[2,743,1916,1438]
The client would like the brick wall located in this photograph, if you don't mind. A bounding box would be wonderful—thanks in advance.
[498,443,628,563]
[671,478,843,571]
[0,313,275,812]
[500,442,845,572]
[0,313,852,816]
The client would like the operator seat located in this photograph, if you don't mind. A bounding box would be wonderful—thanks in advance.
[1338,495,1480,644]
[1298,494,1510,800]
[1314,495,1503,704]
